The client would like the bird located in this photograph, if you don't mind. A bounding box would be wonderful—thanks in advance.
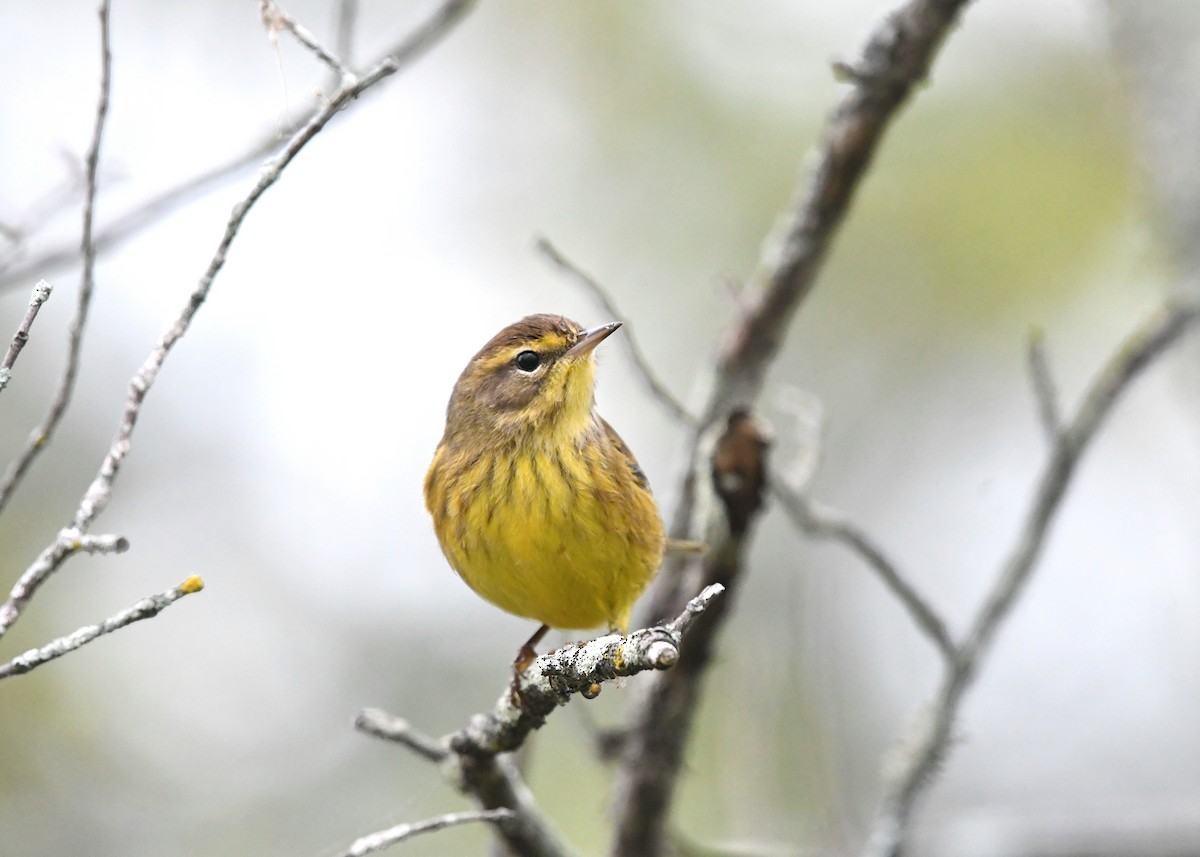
[424,313,666,675]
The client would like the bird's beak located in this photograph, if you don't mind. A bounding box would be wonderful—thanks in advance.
[566,321,621,358]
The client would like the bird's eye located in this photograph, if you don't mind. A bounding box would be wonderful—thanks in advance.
[514,350,541,372]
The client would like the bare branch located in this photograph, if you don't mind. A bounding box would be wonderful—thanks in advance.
[360,586,724,857]
[0,0,478,295]
[337,808,513,857]
[0,529,129,640]
[771,481,956,662]
[355,709,448,763]
[706,0,973,420]
[1027,327,1062,442]
[452,583,723,758]
[0,0,473,648]
[260,0,351,82]
[0,280,53,393]
[535,236,698,427]
[613,3,976,854]
[0,1,112,515]
[0,576,204,681]
[862,298,1200,857]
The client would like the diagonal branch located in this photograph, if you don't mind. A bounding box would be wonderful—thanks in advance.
[534,236,698,427]
[0,0,472,643]
[772,481,956,661]
[358,585,725,857]
[337,808,514,857]
[0,0,477,296]
[861,298,1200,857]
[0,0,112,516]
[0,576,204,680]
[0,280,53,394]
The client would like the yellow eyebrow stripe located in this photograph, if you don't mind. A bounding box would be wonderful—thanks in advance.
[475,333,571,372]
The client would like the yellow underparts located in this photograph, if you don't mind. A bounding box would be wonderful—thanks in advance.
[426,427,663,632]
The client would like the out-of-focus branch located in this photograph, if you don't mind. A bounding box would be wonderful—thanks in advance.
[534,236,698,427]
[0,0,111,515]
[772,481,956,661]
[0,280,53,393]
[862,298,1200,857]
[1027,328,1063,442]
[610,3,974,855]
[708,0,974,420]
[0,0,477,295]
[0,576,203,680]
[1,2,468,656]
[260,0,350,81]
[0,529,129,640]
[337,808,514,857]
[357,585,724,857]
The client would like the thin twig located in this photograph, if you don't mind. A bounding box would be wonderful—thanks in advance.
[1027,327,1062,442]
[0,280,53,393]
[771,481,956,662]
[260,0,351,82]
[0,529,129,640]
[69,17,466,538]
[534,236,698,427]
[355,709,448,762]
[0,576,204,680]
[0,0,473,644]
[0,0,477,295]
[337,808,514,857]
[0,1,111,516]
[861,299,1200,857]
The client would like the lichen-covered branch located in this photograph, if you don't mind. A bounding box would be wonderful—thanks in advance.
[356,585,725,857]
[452,583,723,758]
[861,298,1200,857]
[0,576,204,680]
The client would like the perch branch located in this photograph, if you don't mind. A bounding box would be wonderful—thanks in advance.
[358,585,725,857]
[772,481,956,661]
[0,576,204,680]
[0,0,111,516]
[451,583,723,758]
[0,280,53,393]
[861,298,1200,857]
[535,236,697,426]
[337,808,514,857]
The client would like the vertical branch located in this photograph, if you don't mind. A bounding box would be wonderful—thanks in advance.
[609,2,975,855]
[0,0,112,516]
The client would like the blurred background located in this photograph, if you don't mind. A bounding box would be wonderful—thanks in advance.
[1,1,1197,855]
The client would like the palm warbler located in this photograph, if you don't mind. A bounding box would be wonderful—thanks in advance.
[424,314,665,663]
